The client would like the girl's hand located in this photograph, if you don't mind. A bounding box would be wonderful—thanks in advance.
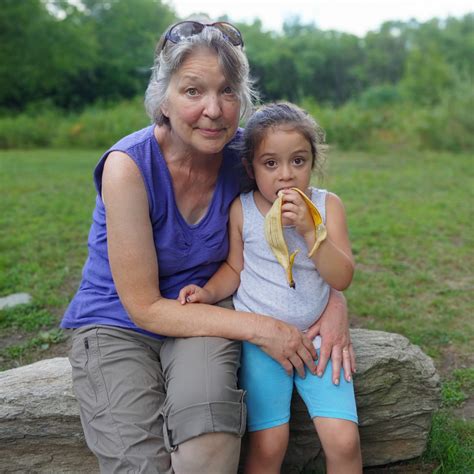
[280,189,314,238]
[177,285,214,305]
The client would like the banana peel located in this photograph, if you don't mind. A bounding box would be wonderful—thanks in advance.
[264,187,327,288]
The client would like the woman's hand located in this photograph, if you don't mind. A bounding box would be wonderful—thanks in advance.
[306,289,355,384]
[178,285,214,305]
[252,316,318,378]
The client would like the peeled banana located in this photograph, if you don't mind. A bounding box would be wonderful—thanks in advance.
[264,187,327,288]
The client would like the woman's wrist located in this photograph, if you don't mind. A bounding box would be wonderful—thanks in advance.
[247,313,271,345]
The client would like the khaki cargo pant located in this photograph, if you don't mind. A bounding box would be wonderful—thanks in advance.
[69,325,245,473]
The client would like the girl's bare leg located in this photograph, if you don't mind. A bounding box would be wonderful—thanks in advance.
[244,424,289,474]
[314,417,362,474]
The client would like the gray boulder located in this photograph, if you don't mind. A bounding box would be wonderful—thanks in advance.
[0,329,440,473]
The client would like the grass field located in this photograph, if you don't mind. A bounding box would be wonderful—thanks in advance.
[0,147,473,472]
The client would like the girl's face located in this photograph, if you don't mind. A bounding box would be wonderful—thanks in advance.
[161,48,241,157]
[251,126,313,205]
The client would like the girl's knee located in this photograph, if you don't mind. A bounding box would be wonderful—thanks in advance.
[315,418,360,460]
[247,426,288,464]
[325,426,361,461]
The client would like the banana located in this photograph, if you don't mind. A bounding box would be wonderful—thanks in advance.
[264,191,299,288]
[264,187,327,288]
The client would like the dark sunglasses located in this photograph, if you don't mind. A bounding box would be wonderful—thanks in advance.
[161,21,244,51]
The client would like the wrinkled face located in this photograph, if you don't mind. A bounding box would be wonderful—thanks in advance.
[161,48,241,156]
[252,126,313,205]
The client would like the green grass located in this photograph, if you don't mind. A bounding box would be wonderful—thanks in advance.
[0,149,96,307]
[322,149,473,360]
[424,411,474,473]
[0,149,97,367]
[441,368,474,408]
[1,147,473,471]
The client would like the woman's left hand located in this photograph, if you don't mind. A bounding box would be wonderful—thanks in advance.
[306,288,356,384]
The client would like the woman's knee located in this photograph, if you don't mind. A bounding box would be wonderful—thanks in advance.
[172,432,241,473]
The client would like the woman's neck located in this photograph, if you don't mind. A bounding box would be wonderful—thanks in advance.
[154,124,223,225]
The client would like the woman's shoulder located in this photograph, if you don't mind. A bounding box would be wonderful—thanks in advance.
[93,125,157,195]
[106,125,157,157]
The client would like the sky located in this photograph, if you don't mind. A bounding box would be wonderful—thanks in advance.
[164,0,473,36]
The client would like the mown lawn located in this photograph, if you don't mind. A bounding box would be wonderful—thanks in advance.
[1,147,473,472]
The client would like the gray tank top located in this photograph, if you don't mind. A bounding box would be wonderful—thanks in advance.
[233,187,330,331]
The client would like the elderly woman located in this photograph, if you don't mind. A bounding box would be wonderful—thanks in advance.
[61,19,355,473]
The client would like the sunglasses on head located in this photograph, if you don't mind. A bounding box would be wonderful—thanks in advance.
[161,21,244,51]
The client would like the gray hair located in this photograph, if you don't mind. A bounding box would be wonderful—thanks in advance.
[145,23,257,126]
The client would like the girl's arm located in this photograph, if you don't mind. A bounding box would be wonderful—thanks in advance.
[304,192,354,290]
[178,198,244,304]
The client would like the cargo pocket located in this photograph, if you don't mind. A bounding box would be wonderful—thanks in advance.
[70,330,109,424]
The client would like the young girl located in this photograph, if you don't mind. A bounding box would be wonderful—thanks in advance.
[178,103,362,473]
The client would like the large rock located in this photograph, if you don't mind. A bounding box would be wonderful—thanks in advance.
[0,329,440,473]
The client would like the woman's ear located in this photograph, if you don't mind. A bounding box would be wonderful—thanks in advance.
[160,99,169,119]
[242,159,254,179]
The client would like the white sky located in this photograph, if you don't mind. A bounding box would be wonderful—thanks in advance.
[164,0,473,36]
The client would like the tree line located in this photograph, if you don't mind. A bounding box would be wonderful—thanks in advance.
[0,0,472,113]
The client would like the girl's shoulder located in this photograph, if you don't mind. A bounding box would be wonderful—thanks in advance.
[309,186,327,195]
[238,190,255,206]
[310,187,344,204]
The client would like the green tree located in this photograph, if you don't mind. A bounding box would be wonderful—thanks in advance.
[0,0,97,110]
[400,45,455,105]
[81,0,176,102]
[362,21,409,87]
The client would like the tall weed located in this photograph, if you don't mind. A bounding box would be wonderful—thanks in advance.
[52,98,150,148]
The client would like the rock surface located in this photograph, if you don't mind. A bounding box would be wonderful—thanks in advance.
[0,292,32,310]
[0,329,440,473]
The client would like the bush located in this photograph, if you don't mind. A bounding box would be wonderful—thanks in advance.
[0,110,65,148]
[52,98,150,149]
[0,98,150,149]
[301,79,473,152]
[414,81,474,152]
[0,89,472,152]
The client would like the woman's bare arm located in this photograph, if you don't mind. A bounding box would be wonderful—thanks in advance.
[306,289,355,384]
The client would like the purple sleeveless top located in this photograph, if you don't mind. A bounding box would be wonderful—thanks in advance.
[61,125,241,338]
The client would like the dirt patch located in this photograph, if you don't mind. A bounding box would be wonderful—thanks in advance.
[437,344,473,377]
[453,397,474,421]
[0,326,71,370]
